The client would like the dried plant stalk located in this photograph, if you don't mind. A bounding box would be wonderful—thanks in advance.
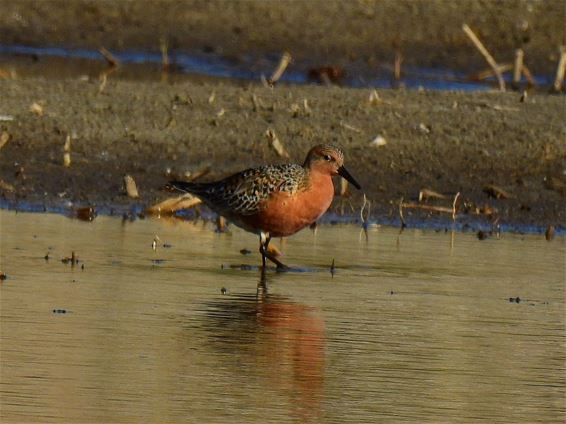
[340,178,349,196]
[124,175,139,198]
[470,64,513,81]
[419,188,446,202]
[462,24,505,91]
[513,49,524,85]
[30,102,44,116]
[146,195,202,215]
[553,47,566,92]
[99,47,119,67]
[265,129,290,158]
[160,37,170,72]
[0,131,10,150]
[63,135,71,167]
[268,51,292,85]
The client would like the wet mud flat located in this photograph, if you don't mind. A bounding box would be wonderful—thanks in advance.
[0,78,564,232]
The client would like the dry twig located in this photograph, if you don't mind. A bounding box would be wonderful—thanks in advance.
[553,46,566,92]
[265,129,290,158]
[418,188,446,202]
[63,135,71,167]
[99,47,120,67]
[0,131,10,150]
[124,175,139,198]
[268,51,292,86]
[146,194,202,215]
[462,24,505,91]
[513,49,524,86]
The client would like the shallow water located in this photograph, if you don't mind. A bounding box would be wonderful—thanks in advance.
[1,44,552,91]
[0,210,564,423]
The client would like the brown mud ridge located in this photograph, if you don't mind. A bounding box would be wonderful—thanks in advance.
[0,79,564,232]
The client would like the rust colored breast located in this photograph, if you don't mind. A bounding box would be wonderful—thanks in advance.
[241,172,335,237]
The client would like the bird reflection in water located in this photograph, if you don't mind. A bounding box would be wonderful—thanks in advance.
[203,270,325,423]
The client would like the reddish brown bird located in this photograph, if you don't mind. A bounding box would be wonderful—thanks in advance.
[169,144,361,269]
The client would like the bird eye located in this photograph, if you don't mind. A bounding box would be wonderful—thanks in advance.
[323,154,332,161]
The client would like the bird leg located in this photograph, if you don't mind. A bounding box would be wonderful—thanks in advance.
[259,233,288,271]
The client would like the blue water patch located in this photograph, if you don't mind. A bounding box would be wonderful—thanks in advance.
[0,44,551,91]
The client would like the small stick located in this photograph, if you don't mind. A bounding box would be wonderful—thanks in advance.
[360,193,371,224]
[251,94,261,112]
[419,188,446,202]
[452,192,460,222]
[265,129,290,158]
[521,65,536,86]
[98,66,117,93]
[339,121,362,133]
[340,178,349,196]
[330,258,335,278]
[146,194,202,215]
[398,197,406,228]
[368,89,381,105]
[99,47,119,67]
[216,216,227,232]
[402,203,455,214]
[160,37,170,72]
[513,49,524,86]
[462,24,505,91]
[63,135,71,167]
[0,131,10,150]
[553,46,566,92]
[394,51,403,81]
[470,64,513,81]
[268,51,292,86]
[124,175,139,198]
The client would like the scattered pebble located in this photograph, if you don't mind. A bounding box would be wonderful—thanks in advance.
[477,230,489,240]
[163,243,173,248]
[508,296,521,304]
[74,207,96,221]
[417,123,431,134]
[221,287,229,295]
[52,309,67,314]
[240,248,252,255]
[0,272,7,281]
[44,253,50,261]
[370,135,387,148]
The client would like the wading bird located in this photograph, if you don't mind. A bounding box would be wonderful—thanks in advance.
[169,144,361,269]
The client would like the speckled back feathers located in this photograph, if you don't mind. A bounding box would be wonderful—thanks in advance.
[174,163,310,215]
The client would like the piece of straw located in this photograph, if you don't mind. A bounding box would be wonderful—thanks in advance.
[462,24,505,91]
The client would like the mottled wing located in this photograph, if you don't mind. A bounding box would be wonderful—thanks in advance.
[178,164,307,215]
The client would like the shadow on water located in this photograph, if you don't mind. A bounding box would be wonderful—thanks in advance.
[198,269,325,423]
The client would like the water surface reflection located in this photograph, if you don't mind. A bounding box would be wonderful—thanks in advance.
[0,211,564,423]
[200,272,325,423]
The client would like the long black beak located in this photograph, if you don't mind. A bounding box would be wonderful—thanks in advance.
[338,166,362,190]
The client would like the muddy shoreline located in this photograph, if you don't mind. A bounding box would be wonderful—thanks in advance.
[0,78,564,233]
[1,0,565,77]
